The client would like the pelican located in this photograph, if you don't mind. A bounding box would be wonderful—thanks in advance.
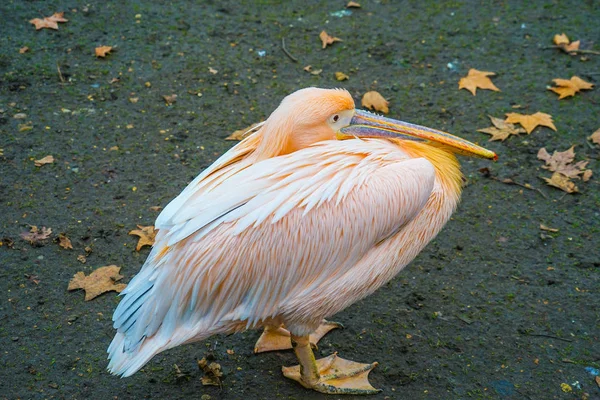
[108,87,496,394]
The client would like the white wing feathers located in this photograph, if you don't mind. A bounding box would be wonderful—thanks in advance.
[108,138,436,377]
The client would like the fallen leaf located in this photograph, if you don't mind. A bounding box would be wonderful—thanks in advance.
[34,155,55,167]
[582,169,593,182]
[319,30,342,49]
[361,91,389,114]
[208,67,218,74]
[129,225,156,251]
[303,65,312,72]
[57,233,73,249]
[226,349,235,355]
[458,69,500,95]
[128,97,139,103]
[19,46,30,54]
[346,1,361,7]
[20,226,52,245]
[553,33,580,53]
[477,115,526,141]
[30,12,68,30]
[149,206,163,212]
[540,224,559,233]
[95,46,113,58]
[198,357,223,387]
[505,112,556,134]
[19,122,33,132]
[162,94,177,105]
[537,146,590,179]
[589,128,600,145]
[334,71,349,81]
[26,274,40,285]
[68,265,127,301]
[77,254,87,264]
[225,122,263,141]
[595,376,600,388]
[548,76,594,99]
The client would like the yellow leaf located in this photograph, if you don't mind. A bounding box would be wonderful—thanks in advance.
[129,225,157,251]
[553,33,569,46]
[458,69,500,95]
[19,46,30,54]
[34,155,54,167]
[477,115,526,141]
[225,122,263,141]
[346,1,361,8]
[589,128,600,145]
[29,12,68,30]
[68,265,127,301]
[335,71,349,81]
[548,76,594,99]
[361,91,389,114]
[553,33,580,53]
[544,172,577,193]
[319,30,342,49]
[505,112,556,134]
[95,46,113,58]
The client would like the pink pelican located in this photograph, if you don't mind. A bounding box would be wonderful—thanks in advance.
[108,87,496,394]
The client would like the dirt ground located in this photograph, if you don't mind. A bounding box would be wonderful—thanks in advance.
[1,1,599,399]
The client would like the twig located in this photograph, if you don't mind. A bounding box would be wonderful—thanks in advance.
[281,38,298,63]
[523,333,573,342]
[491,176,547,199]
[542,45,600,55]
[56,61,65,84]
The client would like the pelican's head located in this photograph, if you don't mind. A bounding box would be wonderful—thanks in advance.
[257,87,497,161]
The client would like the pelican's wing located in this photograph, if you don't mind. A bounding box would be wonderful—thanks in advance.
[108,139,436,376]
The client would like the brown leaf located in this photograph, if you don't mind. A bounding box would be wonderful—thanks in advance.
[162,94,177,105]
[319,30,342,49]
[505,112,556,134]
[595,376,600,388]
[361,91,389,114]
[334,71,349,81]
[149,206,163,212]
[34,155,55,167]
[477,115,526,141]
[20,226,52,245]
[57,233,73,250]
[589,128,600,145]
[582,169,593,182]
[198,357,223,387]
[543,172,577,193]
[77,254,87,264]
[129,225,156,251]
[548,76,594,99]
[208,67,218,74]
[19,46,30,54]
[458,69,500,95]
[540,224,559,233]
[29,12,68,30]
[225,122,263,141]
[68,265,127,301]
[537,146,589,179]
[95,46,113,58]
[346,1,361,7]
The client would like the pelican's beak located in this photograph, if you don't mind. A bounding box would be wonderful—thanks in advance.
[338,109,497,160]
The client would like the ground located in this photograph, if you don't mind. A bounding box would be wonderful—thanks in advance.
[0,1,599,399]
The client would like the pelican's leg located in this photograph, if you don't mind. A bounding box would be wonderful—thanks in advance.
[254,320,343,353]
[282,334,380,395]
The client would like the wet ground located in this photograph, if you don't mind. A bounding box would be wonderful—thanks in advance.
[1,1,599,399]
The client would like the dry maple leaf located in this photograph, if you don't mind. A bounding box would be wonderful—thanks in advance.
[553,33,580,53]
[30,12,68,30]
[505,112,556,134]
[57,233,73,250]
[19,46,30,54]
[68,265,127,301]
[225,122,263,141]
[162,94,177,105]
[335,72,349,81]
[537,146,592,193]
[95,46,113,58]
[129,225,156,251]
[458,69,500,95]
[589,128,600,145]
[319,30,342,49]
[198,357,223,387]
[34,155,55,167]
[347,1,361,7]
[477,115,526,141]
[548,76,594,99]
[361,91,389,114]
[543,172,577,193]
[20,226,52,245]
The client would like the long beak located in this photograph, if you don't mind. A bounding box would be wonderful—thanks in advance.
[338,110,497,160]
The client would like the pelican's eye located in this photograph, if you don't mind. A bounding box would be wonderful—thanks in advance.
[332,114,340,122]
